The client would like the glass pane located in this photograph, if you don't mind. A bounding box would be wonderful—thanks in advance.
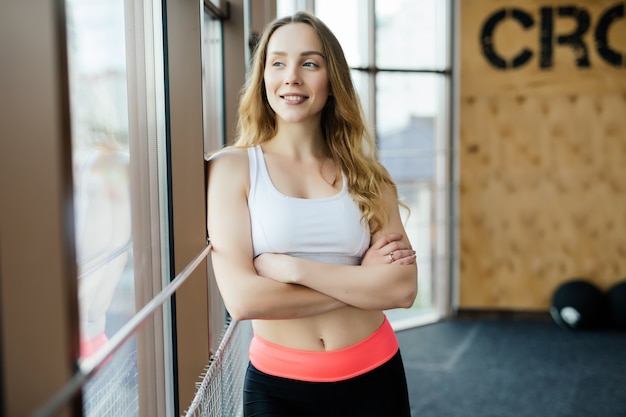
[202,13,225,153]
[65,0,171,415]
[66,0,135,364]
[276,0,301,17]
[377,72,447,322]
[376,0,447,69]
[315,0,368,67]
[350,69,372,126]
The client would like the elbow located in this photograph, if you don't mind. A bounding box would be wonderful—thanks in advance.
[227,305,261,322]
[396,285,418,309]
[224,294,275,321]
[224,304,247,322]
[394,269,418,309]
[223,299,256,322]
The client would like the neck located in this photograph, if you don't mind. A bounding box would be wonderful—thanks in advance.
[270,120,327,159]
[264,122,338,187]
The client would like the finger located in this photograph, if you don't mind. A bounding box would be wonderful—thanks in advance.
[391,250,417,264]
[395,248,416,259]
[384,240,411,255]
[386,249,413,262]
[371,233,406,251]
[396,254,417,265]
[401,249,417,262]
[370,233,399,250]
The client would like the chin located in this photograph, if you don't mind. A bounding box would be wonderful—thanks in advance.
[278,115,314,124]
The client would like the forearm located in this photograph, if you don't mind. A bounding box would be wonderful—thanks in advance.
[213,261,346,321]
[236,278,346,320]
[293,259,418,310]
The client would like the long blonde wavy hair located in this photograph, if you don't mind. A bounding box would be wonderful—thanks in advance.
[232,11,398,234]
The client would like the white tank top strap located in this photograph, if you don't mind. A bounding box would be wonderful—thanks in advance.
[247,146,260,200]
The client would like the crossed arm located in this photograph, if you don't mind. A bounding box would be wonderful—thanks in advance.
[207,151,418,321]
[253,238,417,311]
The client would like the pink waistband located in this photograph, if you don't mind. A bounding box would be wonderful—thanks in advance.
[249,317,399,382]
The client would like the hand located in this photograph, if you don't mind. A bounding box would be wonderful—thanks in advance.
[253,252,297,284]
[361,233,416,266]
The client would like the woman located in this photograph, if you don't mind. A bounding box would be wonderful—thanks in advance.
[207,11,417,417]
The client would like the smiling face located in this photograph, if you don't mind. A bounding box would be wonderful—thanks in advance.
[264,22,330,128]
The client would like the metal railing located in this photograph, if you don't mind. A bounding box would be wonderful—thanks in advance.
[33,243,213,417]
[183,320,251,417]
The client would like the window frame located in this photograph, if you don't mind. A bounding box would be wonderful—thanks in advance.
[0,1,80,415]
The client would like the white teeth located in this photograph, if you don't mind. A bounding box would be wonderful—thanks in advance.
[283,95,306,101]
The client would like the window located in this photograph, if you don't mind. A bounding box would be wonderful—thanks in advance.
[5,0,231,415]
[374,0,451,328]
[279,0,454,328]
[65,0,172,414]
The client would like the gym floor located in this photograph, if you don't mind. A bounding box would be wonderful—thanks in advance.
[397,318,626,417]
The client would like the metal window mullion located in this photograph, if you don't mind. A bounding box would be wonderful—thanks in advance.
[449,0,460,316]
[368,0,376,137]
[125,0,173,415]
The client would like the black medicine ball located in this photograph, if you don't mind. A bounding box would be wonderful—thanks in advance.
[606,280,626,330]
[550,279,607,330]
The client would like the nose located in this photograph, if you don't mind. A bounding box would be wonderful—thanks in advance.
[284,66,301,85]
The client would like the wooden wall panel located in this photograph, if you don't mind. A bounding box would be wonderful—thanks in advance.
[459,0,626,310]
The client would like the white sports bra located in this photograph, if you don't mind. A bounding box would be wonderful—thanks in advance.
[248,145,370,265]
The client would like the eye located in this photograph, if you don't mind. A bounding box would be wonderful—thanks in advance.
[303,61,318,68]
[271,61,284,67]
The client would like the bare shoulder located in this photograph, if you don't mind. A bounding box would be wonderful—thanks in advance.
[207,147,249,167]
[207,148,249,179]
[207,148,251,196]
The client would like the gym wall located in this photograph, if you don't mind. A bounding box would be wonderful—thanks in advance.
[458,0,626,310]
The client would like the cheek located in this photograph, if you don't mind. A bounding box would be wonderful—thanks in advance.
[262,81,278,112]
[316,80,330,101]
[316,75,330,96]
[263,76,276,101]
[263,70,279,90]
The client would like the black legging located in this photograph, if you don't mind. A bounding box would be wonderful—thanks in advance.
[243,350,411,417]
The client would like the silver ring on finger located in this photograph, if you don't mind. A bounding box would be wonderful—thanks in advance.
[388,251,395,263]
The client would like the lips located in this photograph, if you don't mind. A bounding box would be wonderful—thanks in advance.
[280,94,309,103]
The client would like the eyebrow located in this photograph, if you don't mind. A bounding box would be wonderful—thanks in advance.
[268,51,325,59]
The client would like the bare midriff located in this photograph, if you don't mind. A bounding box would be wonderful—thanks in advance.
[252,306,385,351]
